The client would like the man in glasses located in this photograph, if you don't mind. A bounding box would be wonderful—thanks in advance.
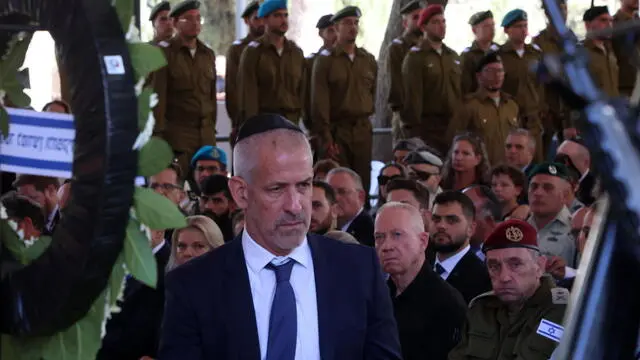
[403,148,443,208]
[151,0,218,176]
[148,163,186,207]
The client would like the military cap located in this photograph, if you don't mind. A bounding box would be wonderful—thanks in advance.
[149,1,171,21]
[330,6,362,23]
[316,14,334,29]
[393,137,427,152]
[400,0,424,15]
[583,6,609,22]
[235,113,303,144]
[528,162,572,182]
[169,0,200,18]
[468,10,493,26]
[483,219,539,253]
[258,0,287,18]
[418,4,444,27]
[241,1,260,18]
[475,51,502,73]
[200,174,230,196]
[501,9,527,28]
[404,149,443,167]
[191,145,228,168]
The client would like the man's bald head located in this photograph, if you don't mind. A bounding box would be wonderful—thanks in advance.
[557,140,591,175]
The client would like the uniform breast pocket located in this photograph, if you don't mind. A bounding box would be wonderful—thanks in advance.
[517,332,557,360]
[285,60,302,84]
[170,68,193,91]
[465,330,496,359]
[329,63,348,87]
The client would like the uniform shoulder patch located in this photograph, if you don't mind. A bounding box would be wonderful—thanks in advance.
[319,49,331,56]
[410,46,421,52]
[248,41,260,48]
[532,43,542,52]
[232,39,242,45]
[490,43,499,51]
[469,291,496,308]
[392,38,403,45]
[158,40,169,48]
[551,287,570,305]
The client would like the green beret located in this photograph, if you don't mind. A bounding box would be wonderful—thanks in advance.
[331,6,362,23]
[476,52,502,73]
[400,0,424,15]
[169,0,200,18]
[469,10,493,26]
[501,9,527,28]
[316,14,334,29]
[583,6,609,22]
[241,1,260,18]
[528,162,572,182]
[149,1,171,21]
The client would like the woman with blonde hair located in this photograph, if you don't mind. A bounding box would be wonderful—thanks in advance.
[166,215,225,271]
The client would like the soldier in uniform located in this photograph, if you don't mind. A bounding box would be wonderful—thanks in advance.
[225,0,263,139]
[449,52,520,165]
[151,0,218,176]
[387,0,424,145]
[498,9,546,162]
[237,0,306,127]
[149,1,173,45]
[612,0,639,97]
[401,4,461,156]
[448,219,568,360]
[582,6,619,97]
[311,6,378,194]
[461,10,498,95]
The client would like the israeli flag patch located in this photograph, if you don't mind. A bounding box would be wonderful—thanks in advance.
[536,319,563,343]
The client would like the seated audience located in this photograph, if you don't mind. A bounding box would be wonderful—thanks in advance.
[188,145,229,194]
[371,162,407,216]
[556,137,595,205]
[166,215,225,271]
[13,175,60,235]
[0,191,45,241]
[386,178,431,231]
[441,133,491,191]
[504,128,536,176]
[461,185,501,259]
[42,99,71,113]
[393,137,427,165]
[310,181,338,235]
[403,148,443,208]
[230,209,244,237]
[197,174,236,242]
[313,158,340,181]
[554,152,585,213]
[491,164,530,220]
[324,230,360,245]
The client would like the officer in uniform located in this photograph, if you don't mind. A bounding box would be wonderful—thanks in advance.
[237,0,306,127]
[149,1,173,45]
[582,6,619,97]
[612,0,640,97]
[461,10,499,95]
[151,0,217,176]
[499,9,546,162]
[401,4,461,156]
[449,52,520,165]
[311,6,378,194]
[387,0,424,145]
[449,219,568,360]
[225,0,263,138]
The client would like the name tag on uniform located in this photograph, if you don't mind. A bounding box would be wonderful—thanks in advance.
[536,319,564,343]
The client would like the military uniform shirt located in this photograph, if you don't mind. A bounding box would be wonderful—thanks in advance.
[387,32,421,111]
[460,41,500,95]
[582,39,619,97]
[528,206,577,268]
[225,33,257,128]
[612,9,640,96]
[302,47,326,131]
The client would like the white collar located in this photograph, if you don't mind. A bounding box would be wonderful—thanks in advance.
[435,244,471,274]
[341,208,363,232]
[152,240,166,255]
[579,169,590,182]
[241,229,311,274]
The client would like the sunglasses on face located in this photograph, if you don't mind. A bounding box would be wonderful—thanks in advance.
[378,175,401,186]
[410,170,439,182]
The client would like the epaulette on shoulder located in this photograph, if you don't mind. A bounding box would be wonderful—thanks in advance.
[232,39,242,45]
[306,53,316,59]
[410,46,421,52]
[392,38,403,45]
[550,287,570,305]
[158,40,169,48]
[248,40,260,48]
[531,43,542,52]
[319,49,331,56]
[462,46,471,54]
[490,43,499,51]
[469,291,496,308]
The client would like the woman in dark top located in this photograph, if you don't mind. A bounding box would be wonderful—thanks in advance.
[490,164,530,220]
[440,133,491,191]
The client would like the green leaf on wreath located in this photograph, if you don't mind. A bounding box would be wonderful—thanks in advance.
[125,217,157,288]
[134,187,187,230]
[113,0,134,34]
[3,82,31,108]
[128,43,167,79]
[0,32,32,85]
[138,137,174,176]
[21,236,52,262]
[0,219,27,264]
[137,86,152,130]
[0,106,8,138]
[108,253,126,307]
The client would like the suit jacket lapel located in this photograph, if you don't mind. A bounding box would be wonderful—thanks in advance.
[224,237,261,359]
[308,235,336,360]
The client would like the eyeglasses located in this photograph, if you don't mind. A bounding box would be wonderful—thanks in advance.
[377,175,402,186]
[410,170,439,182]
[148,183,182,191]
[179,15,204,24]
[196,166,220,173]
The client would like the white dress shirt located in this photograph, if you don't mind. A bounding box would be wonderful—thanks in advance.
[340,208,363,232]
[242,231,320,360]
[434,245,471,280]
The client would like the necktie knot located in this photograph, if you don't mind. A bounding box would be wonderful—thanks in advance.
[435,263,446,276]
[267,259,295,283]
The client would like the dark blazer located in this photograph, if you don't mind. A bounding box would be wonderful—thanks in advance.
[443,250,492,304]
[97,242,171,360]
[577,170,596,206]
[345,210,375,246]
[159,234,402,360]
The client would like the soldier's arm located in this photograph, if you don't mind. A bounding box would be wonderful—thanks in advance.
[460,52,474,95]
[302,57,313,131]
[150,54,169,138]
[400,51,423,138]
[225,44,241,127]
[310,54,333,144]
[296,49,307,126]
[371,55,379,114]
[387,43,403,111]
[237,45,260,127]
[211,50,217,130]
[447,100,473,142]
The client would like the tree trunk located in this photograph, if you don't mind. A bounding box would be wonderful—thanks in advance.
[199,0,236,56]
[373,0,448,162]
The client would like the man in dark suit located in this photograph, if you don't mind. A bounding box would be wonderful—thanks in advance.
[98,237,170,359]
[429,191,492,303]
[159,113,401,359]
[326,167,375,246]
[556,137,596,205]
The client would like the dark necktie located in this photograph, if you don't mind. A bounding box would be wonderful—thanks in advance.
[435,263,447,276]
[266,260,297,360]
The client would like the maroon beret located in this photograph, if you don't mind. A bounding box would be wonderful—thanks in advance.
[418,5,444,27]
[482,219,539,253]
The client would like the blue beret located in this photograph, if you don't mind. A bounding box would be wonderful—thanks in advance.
[191,146,228,168]
[258,0,287,18]
[501,9,527,28]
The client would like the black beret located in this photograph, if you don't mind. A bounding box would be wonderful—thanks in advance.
[469,10,493,26]
[583,6,609,22]
[528,162,572,182]
[404,149,443,167]
[241,1,260,18]
[331,6,362,23]
[169,0,200,18]
[149,1,171,21]
[393,137,426,152]
[476,51,502,73]
[200,174,230,196]
[235,113,303,144]
[400,0,423,15]
[316,14,334,29]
